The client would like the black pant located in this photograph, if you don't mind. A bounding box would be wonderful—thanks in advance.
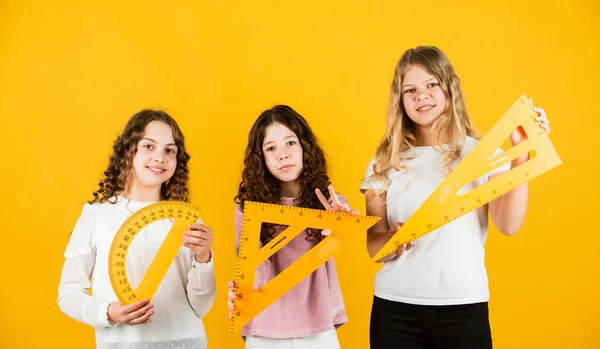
[370,296,492,349]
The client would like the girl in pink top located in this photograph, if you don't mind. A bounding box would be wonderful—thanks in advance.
[228,105,359,348]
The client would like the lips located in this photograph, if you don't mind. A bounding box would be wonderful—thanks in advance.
[146,166,166,174]
[279,164,294,171]
[416,104,435,112]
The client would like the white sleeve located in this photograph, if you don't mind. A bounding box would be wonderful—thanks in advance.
[186,217,216,318]
[186,250,217,319]
[359,157,385,191]
[57,204,115,328]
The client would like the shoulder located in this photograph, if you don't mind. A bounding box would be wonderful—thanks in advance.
[364,157,376,171]
[360,157,388,191]
[234,202,244,218]
[73,203,98,223]
[460,136,480,157]
[464,136,479,150]
[235,201,244,211]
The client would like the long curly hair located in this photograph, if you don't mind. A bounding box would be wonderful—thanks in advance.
[235,105,331,245]
[366,46,478,190]
[89,109,190,204]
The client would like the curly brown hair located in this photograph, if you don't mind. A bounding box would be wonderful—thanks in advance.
[235,105,331,245]
[89,109,190,204]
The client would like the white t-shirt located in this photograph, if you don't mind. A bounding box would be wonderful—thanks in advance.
[58,196,216,349]
[360,136,510,306]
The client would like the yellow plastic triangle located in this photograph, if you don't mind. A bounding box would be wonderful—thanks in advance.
[371,94,562,261]
[108,201,203,304]
[229,201,380,335]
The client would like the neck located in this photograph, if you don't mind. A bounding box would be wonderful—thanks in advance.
[123,185,162,202]
[415,126,445,146]
[280,179,301,198]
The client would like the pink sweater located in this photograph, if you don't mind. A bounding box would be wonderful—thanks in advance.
[234,196,348,339]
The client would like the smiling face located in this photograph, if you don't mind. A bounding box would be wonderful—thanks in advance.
[129,120,178,197]
[262,122,304,192]
[401,64,447,131]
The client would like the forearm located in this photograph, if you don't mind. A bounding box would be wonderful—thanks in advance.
[491,182,528,235]
[490,155,529,236]
[364,190,397,262]
[57,257,113,328]
[367,230,397,263]
[58,288,113,328]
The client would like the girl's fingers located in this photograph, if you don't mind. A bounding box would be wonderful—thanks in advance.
[321,229,332,236]
[537,121,551,133]
[131,309,154,325]
[123,299,150,313]
[184,231,211,240]
[183,237,202,246]
[315,188,332,210]
[533,107,547,119]
[183,235,212,246]
[327,185,342,207]
[228,289,237,299]
[228,283,237,310]
[389,222,403,234]
[183,236,205,245]
[394,240,415,255]
[188,223,212,232]
[395,243,407,256]
[127,303,154,321]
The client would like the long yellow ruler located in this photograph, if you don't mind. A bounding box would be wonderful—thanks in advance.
[108,201,203,304]
[371,94,562,261]
[229,201,380,334]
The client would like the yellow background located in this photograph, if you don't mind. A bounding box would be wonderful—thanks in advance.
[1,1,598,348]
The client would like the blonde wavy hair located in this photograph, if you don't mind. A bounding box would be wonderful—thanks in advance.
[367,46,478,190]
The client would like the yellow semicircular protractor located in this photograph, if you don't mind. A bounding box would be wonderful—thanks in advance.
[108,201,203,304]
[371,94,563,262]
[228,201,381,335]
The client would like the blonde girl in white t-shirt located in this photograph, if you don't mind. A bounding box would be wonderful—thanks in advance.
[361,46,550,349]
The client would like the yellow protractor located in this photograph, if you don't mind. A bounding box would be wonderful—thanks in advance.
[371,94,562,261]
[108,201,202,304]
[229,201,380,335]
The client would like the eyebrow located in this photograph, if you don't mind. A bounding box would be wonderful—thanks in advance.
[402,77,438,88]
[141,137,177,147]
[263,135,298,147]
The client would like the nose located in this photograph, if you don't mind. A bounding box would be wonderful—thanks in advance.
[416,90,429,101]
[153,152,165,163]
[276,149,289,161]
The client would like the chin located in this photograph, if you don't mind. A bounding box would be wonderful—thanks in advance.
[278,176,297,183]
[278,173,302,183]
[141,178,168,188]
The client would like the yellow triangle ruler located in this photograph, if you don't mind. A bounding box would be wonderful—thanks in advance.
[229,201,380,334]
[108,201,203,304]
[371,94,562,261]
